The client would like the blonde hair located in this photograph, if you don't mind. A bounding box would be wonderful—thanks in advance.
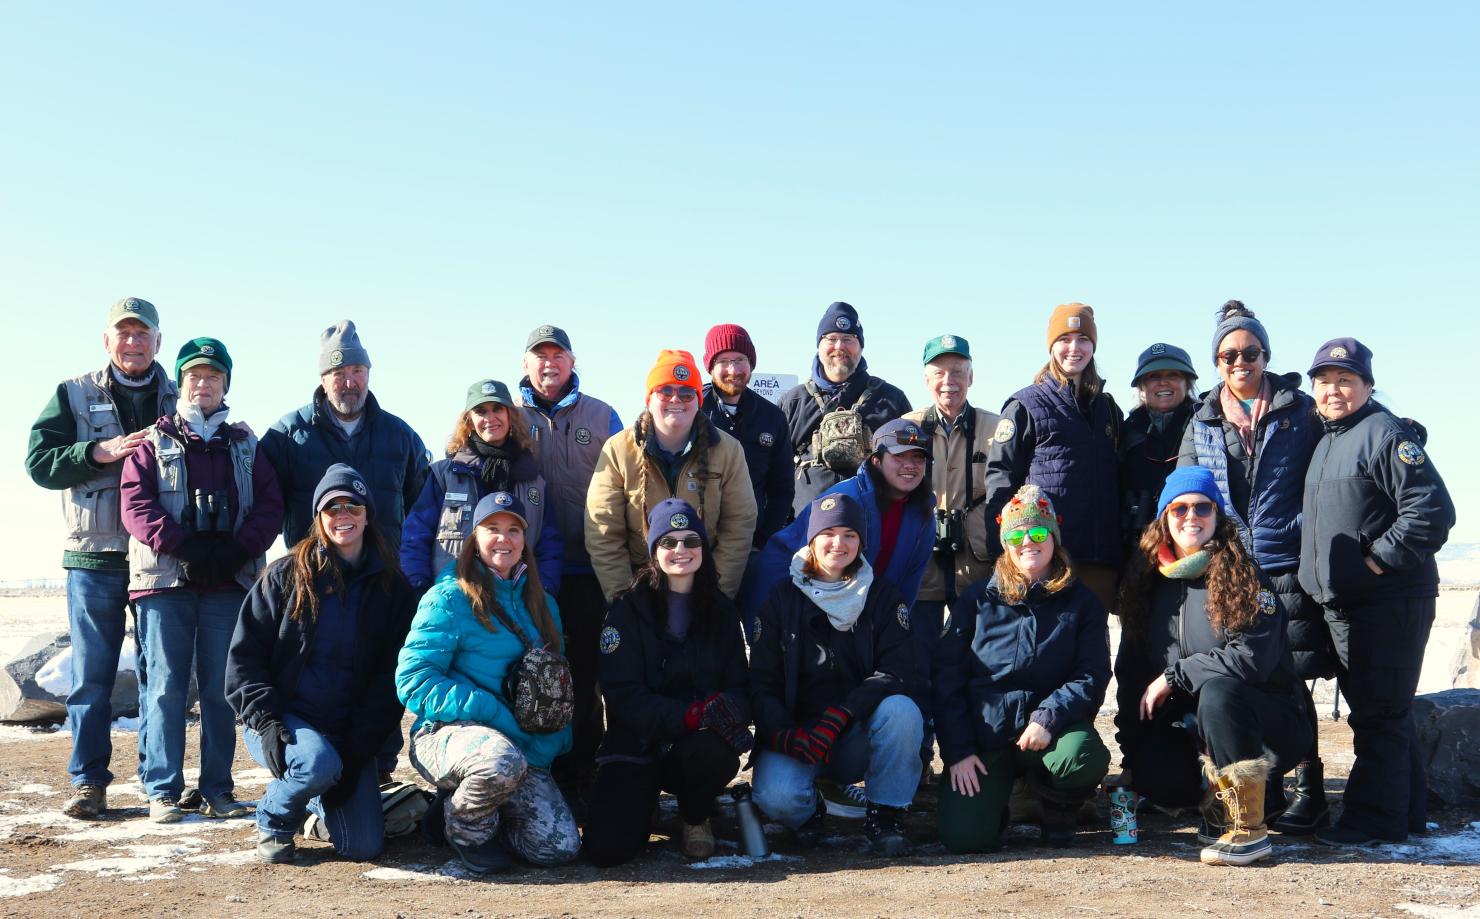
[1035,358,1105,399]
[992,542,1075,605]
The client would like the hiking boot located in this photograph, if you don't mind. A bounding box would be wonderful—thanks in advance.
[680,819,716,859]
[449,832,513,875]
[1313,824,1387,848]
[1007,774,1042,825]
[1037,788,1083,848]
[790,794,826,848]
[864,803,909,857]
[817,779,868,819]
[200,791,251,819]
[149,797,183,824]
[178,787,203,812]
[1200,757,1273,866]
[257,831,296,864]
[1272,760,1330,835]
[62,784,107,819]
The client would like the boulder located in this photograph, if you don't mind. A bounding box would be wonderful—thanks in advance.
[1413,688,1480,807]
[1448,594,1480,689]
[0,630,142,724]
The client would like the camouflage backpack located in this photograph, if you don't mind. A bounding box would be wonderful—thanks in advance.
[501,639,575,735]
[806,378,883,474]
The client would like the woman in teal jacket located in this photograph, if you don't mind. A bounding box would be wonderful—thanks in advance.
[396,491,578,874]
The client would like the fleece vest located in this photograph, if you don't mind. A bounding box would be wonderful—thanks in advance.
[430,461,548,578]
[520,388,614,569]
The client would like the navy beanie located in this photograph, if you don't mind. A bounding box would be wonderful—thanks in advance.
[647,498,707,556]
[805,492,867,549]
[1307,337,1374,383]
[1210,300,1271,364]
[1156,467,1223,519]
[312,463,375,517]
[817,301,864,346]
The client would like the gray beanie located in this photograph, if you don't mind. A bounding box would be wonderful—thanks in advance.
[319,320,373,374]
[1210,300,1271,364]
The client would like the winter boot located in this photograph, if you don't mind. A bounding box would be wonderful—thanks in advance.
[1195,756,1225,845]
[1037,786,1087,848]
[1272,760,1330,835]
[1199,757,1273,866]
[864,803,909,857]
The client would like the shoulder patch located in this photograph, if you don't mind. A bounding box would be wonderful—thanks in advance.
[1257,589,1277,617]
[599,626,621,654]
[896,603,911,630]
[994,418,1016,443]
[526,486,541,506]
[751,617,762,641]
[758,432,775,448]
[1397,441,1425,466]
[574,427,592,445]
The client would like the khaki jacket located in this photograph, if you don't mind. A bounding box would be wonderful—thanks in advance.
[904,403,999,602]
[585,416,757,602]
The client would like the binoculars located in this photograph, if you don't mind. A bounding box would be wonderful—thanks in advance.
[182,489,232,534]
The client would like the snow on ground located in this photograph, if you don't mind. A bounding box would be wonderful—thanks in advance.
[0,868,61,900]
[686,852,800,870]
[362,860,477,882]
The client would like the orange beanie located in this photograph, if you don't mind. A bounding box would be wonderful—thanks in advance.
[1046,302,1098,350]
[645,349,702,399]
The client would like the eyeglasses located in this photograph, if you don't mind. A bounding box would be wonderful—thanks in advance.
[654,385,697,403]
[656,535,704,550]
[1217,347,1266,366]
[1003,526,1051,546]
[321,501,366,518]
[820,334,860,348]
[712,357,750,370]
[1167,501,1216,520]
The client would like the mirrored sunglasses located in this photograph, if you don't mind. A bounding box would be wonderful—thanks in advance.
[1217,347,1266,365]
[321,501,366,518]
[1003,526,1051,546]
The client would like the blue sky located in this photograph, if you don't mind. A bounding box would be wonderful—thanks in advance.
[2,3,1473,580]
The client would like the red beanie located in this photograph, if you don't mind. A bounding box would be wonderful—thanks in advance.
[645,349,702,399]
[703,323,757,371]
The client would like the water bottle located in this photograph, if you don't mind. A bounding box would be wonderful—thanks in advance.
[731,783,770,858]
[1107,785,1138,845]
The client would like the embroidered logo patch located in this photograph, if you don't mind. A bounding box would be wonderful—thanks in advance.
[758,432,774,447]
[599,626,621,654]
[896,603,911,630]
[1257,589,1277,617]
[1150,343,1166,355]
[329,349,344,366]
[819,497,838,511]
[123,300,141,312]
[751,618,762,641]
[351,479,367,496]
[482,381,498,395]
[574,427,592,445]
[673,365,691,382]
[1397,441,1425,466]
[1105,423,1114,439]
[994,418,1015,442]
[526,487,541,505]
[835,317,852,331]
[200,344,216,356]
[942,335,957,348]
[1330,346,1349,359]
[1067,316,1081,330]
[494,492,513,507]
[670,513,690,530]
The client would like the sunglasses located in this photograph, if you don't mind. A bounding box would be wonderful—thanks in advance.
[656,535,704,550]
[1217,347,1266,366]
[654,385,698,403]
[1003,526,1051,546]
[1167,501,1216,520]
[321,501,366,518]
[884,430,929,450]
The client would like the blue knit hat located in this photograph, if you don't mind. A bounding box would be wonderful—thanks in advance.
[313,463,375,517]
[472,491,529,529]
[817,301,864,346]
[1156,467,1223,519]
[805,492,867,549]
[1211,300,1271,365]
[646,498,707,556]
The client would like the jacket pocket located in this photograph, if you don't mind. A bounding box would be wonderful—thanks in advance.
[1327,531,1379,601]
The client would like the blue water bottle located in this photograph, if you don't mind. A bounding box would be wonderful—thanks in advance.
[1108,785,1138,845]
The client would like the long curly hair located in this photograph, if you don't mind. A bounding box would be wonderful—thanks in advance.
[633,409,712,542]
[1117,510,1263,645]
[281,512,402,624]
[454,527,561,649]
[445,403,535,456]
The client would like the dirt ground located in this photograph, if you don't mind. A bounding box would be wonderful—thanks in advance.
[1,716,1477,919]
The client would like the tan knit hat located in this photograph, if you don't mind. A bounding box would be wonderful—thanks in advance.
[1046,302,1097,350]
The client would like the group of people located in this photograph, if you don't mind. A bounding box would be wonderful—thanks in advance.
[26,295,1453,873]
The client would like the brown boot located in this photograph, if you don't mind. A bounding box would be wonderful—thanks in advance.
[1199,757,1273,866]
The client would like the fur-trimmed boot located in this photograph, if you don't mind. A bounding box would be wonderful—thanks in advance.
[1200,757,1273,866]
[1272,760,1330,835]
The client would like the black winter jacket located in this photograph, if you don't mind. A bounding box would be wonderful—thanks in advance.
[779,368,911,514]
[596,581,751,760]
[933,578,1109,765]
[1298,401,1454,609]
[1119,399,1195,551]
[701,385,795,548]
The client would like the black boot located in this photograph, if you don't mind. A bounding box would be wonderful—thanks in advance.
[1272,760,1330,835]
[864,803,909,857]
[1037,787,1086,849]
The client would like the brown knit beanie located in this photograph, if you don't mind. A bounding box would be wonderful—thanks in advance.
[1046,302,1098,350]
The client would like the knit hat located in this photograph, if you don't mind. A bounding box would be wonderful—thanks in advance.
[816,301,864,346]
[1307,337,1374,384]
[525,324,573,353]
[805,493,867,548]
[1156,467,1223,519]
[646,498,707,556]
[1131,342,1197,385]
[1046,303,1097,349]
[175,337,232,391]
[922,333,970,364]
[645,349,702,399]
[997,484,1061,545]
[319,320,372,374]
[1210,300,1271,364]
[108,297,160,332]
[472,490,529,530]
[703,324,757,371]
[313,463,375,517]
[871,418,931,457]
[464,378,515,411]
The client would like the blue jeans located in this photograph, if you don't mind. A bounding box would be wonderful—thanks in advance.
[134,588,244,800]
[65,568,133,787]
[244,715,384,861]
[753,694,924,828]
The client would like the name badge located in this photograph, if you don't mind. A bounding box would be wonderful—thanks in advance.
[444,492,468,503]
[88,403,114,413]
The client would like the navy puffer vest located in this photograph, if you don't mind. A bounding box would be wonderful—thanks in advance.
[1016,380,1122,567]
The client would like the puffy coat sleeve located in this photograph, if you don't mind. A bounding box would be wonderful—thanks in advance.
[395,585,511,729]
[1366,428,1456,573]
[402,426,432,520]
[399,471,445,590]
[597,594,692,741]
[1029,586,1111,736]
[585,435,635,603]
[534,494,565,596]
[712,436,759,598]
[981,400,1033,562]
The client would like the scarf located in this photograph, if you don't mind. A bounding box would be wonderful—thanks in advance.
[789,546,874,632]
[808,355,870,396]
[1218,375,1271,457]
[178,403,230,442]
[111,364,156,388]
[1157,542,1211,580]
[468,438,522,490]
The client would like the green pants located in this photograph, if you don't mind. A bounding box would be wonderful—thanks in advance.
[937,721,1110,854]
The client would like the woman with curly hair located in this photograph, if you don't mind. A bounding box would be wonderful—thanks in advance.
[1111,467,1311,866]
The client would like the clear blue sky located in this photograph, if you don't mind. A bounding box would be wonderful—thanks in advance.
[2,3,1473,581]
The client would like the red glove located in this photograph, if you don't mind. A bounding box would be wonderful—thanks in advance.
[804,705,853,762]
[771,727,821,765]
[683,697,709,731]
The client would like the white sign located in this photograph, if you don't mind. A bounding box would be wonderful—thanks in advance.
[748,373,798,405]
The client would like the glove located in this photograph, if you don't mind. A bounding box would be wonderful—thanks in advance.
[771,727,820,765]
[683,697,708,731]
[320,756,367,807]
[211,539,254,580]
[700,693,753,754]
[173,534,220,584]
[803,705,853,762]
[256,719,292,780]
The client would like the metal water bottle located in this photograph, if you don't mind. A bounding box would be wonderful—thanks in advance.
[1108,785,1138,845]
[731,783,770,858]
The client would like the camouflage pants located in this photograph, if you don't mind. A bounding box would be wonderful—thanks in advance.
[410,722,580,865]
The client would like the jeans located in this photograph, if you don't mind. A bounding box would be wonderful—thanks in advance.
[753,694,923,828]
[65,568,132,787]
[134,588,243,800]
[244,714,384,861]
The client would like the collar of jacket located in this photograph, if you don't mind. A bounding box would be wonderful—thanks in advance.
[1320,398,1380,434]
[311,386,381,431]
[519,372,582,416]
[701,383,756,416]
[809,356,871,396]
[923,403,975,437]
[1193,371,1303,423]
[158,411,244,447]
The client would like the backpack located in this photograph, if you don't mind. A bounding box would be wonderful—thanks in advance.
[806,378,882,475]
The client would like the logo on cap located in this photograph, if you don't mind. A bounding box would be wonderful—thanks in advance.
[482,381,498,395]
[574,427,592,445]
[819,497,838,512]
[1330,346,1349,359]
[942,335,957,348]
[1067,316,1082,330]
[351,480,367,496]
[673,365,691,382]
[124,300,141,312]
[758,432,774,447]
[1151,343,1166,355]
[329,349,344,366]
[836,317,851,331]
[494,492,513,507]
[538,325,554,337]
[200,344,216,356]
[670,513,690,530]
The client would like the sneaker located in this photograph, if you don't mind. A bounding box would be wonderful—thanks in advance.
[1313,824,1387,848]
[149,797,183,824]
[200,791,251,819]
[449,833,513,875]
[62,784,107,819]
[257,831,296,864]
[178,787,204,812]
[817,780,868,819]
[680,819,716,859]
[790,795,826,848]
[864,803,909,857]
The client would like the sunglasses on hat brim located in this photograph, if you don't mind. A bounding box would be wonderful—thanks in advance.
[1003,526,1051,546]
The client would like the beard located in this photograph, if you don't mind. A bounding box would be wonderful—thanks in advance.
[712,376,749,400]
[326,390,366,418]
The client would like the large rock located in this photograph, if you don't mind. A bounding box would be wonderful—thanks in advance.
[0,630,141,724]
[1413,688,1480,806]
[1448,594,1480,689]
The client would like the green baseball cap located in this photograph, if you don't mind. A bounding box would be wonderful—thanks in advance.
[465,378,515,411]
[175,337,233,390]
[922,333,971,364]
[108,297,160,332]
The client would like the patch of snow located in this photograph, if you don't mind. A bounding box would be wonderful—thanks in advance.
[14,784,55,795]
[1381,824,1480,864]
[0,725,62,744]
[113,841,208,858]
[111,717,140,732]
[1395,905,1480,918]
[184,849,259,867]
[363,863,465,883]
[34,649,72,698]
[123,871,177,883]
[686,852,800,870]
[57,815,246,843]
[0,868,61,899]
[52,855,175,877]
[0,811,81,837]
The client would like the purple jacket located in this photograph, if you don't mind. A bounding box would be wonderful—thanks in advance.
[121,414,284,599]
